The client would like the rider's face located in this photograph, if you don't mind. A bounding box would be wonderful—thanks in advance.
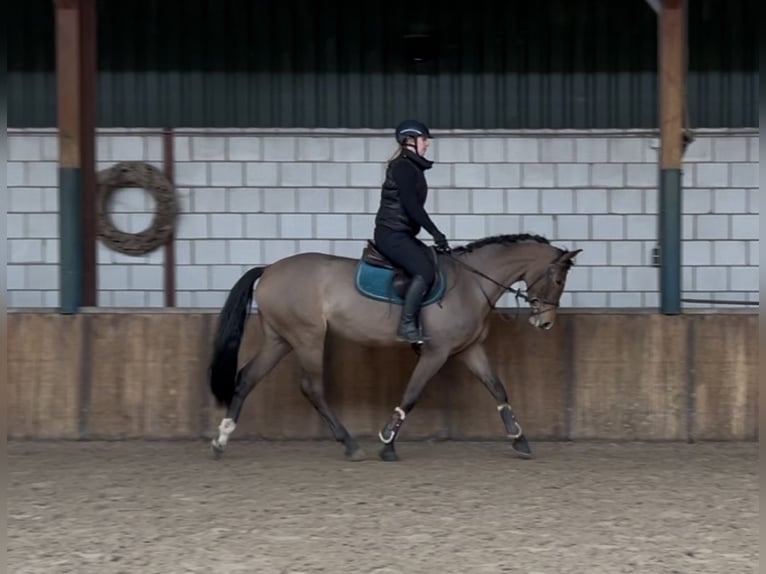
[415,136,430,156]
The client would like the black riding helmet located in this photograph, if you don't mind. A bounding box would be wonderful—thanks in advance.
[395,119,431,145]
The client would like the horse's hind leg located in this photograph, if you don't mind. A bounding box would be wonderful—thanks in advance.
[457,342,532,458]
[212,325,290,457]
[294,343,364,461]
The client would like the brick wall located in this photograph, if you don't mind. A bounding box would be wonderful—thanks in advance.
[7,127,759,309]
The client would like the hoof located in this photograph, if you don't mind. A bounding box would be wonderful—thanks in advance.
[511,435,533,459]
[211,439,225,460]
[379,446,400,462]
[345,447,366,462]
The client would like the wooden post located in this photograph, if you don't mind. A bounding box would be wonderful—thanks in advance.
[54,0,97,313]
[55,0,83,314]
[658,0,685,315]
[80,0,97,307]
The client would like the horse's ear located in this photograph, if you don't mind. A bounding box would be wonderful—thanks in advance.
[560,248,583,262]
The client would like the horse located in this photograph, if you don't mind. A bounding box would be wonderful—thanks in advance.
[207,233,582,462]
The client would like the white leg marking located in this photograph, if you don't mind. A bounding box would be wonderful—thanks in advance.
[215,417,237,447]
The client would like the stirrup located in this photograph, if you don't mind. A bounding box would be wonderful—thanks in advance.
[396,331,423,344]
[397,322,427,344]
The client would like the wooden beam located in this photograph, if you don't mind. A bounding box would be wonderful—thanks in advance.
[55,0,84,313]
[657,0,686,315]
[55,0,81,169]
[659,0,685,169]
[54,0,97,312]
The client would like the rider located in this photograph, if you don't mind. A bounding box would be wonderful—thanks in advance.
[373,119,451,344]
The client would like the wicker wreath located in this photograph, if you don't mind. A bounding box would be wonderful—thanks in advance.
[97,161,179,256]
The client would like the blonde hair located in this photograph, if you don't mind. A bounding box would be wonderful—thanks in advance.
[387,146,403,162]
[387,136,415,162]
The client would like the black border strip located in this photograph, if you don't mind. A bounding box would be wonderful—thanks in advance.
[686,316,696,443]
[78,315,92,438]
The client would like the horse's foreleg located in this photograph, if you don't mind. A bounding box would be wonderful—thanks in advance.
[379,349,449,462]
[211,331,290,458]
[457,342,532,458]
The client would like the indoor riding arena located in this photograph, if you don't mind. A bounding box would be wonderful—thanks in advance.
[7,1,758,573]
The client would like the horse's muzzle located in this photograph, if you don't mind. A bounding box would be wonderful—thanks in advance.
[529,310,556,330]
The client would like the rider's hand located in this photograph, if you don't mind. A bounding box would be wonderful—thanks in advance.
[434,232,451,253]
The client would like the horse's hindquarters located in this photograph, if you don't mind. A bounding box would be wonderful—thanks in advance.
[254,253,401,346]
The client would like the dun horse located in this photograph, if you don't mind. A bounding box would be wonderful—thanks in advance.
[208,233,581,461]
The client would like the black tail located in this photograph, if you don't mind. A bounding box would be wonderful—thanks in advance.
[208,266,266,408]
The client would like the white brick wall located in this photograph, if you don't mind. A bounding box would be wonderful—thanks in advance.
[6,127,759,309]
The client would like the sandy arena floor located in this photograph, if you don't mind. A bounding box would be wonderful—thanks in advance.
[7,440,757,574]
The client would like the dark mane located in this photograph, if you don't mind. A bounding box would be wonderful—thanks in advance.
[451,233,552,254]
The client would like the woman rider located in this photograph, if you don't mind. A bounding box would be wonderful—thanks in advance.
[373,119,451,344]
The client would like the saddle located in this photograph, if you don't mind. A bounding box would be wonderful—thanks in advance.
[361,241,401,271]
[358,240,444,303]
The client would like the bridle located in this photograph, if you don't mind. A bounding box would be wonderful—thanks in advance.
[440,249,568,317]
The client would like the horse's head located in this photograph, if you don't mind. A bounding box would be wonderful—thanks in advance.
[521,247,582,330]
[448,234,582,330]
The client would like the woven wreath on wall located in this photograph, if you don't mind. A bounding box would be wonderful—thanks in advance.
[96,161,179,256]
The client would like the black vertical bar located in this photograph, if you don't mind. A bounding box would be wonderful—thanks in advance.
[685,317,696,443]
[163,128,176,307]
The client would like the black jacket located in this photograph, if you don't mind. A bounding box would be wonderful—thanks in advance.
[374,148,442,238]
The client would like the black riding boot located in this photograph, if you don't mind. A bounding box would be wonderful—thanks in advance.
[397,275,428,344]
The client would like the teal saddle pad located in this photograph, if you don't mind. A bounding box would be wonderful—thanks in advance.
[354,260,446,306]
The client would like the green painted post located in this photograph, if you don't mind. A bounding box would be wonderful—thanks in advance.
[659,169,682,314]
[59,168,84,314]
[658,0,685,315]
[55,0,97,313]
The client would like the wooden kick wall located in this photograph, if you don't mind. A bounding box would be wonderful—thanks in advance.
[6,311,758,441]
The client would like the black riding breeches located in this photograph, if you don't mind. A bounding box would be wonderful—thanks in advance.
[373,228,436,288]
